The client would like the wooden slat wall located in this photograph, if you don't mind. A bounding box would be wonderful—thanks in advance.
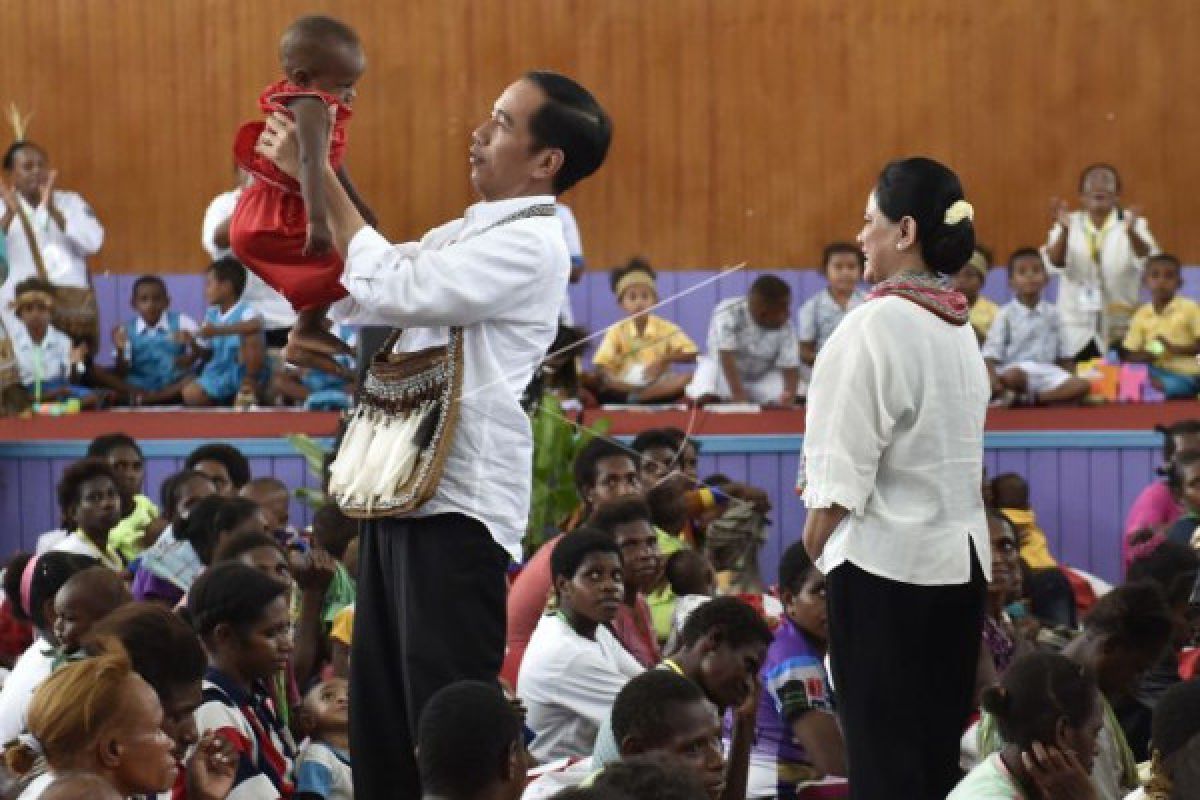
[2,1,1198,274]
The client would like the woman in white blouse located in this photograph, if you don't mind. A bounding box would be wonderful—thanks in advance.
[0,140,104,337]
[1042,164,1158,359]
[802,157,991,800]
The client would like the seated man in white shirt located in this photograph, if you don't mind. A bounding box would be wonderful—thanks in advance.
[518,528,643,763]
[523,669,727,800]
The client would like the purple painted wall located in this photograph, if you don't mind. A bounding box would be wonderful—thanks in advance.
[0,443,1159,587]
[87,267,1200,369]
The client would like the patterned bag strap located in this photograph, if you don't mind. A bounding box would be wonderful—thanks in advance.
[10,199,49,282]
[372,202,557,358]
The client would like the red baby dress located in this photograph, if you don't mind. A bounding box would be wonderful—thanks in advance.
[230,80,353,311]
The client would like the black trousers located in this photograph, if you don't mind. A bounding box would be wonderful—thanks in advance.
[826,550,986,800]
[350,513,508,799]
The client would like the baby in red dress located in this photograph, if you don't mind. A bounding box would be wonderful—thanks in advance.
[231,15,375,376]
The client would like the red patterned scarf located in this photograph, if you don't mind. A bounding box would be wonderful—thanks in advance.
[867,271,969,326]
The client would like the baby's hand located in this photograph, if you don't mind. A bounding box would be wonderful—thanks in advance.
[305,218,334,256]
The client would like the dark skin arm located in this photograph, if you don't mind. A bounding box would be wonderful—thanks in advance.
[291,548,336,689]
[799,341,818,367]
[791,710,847,778]
[721,685,758,800]
[335,165,378,228]
[803,506,849,561]
[200,318,264,338]
[718,350,748,402]
[289,97,334,256]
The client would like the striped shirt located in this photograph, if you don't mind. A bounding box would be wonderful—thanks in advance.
[195,667,295,799]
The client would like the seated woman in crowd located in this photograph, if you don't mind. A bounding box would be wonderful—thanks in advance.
[590,498,662,668]
[0,552,97,747]
[518,528,644,762]
[976,584,1172,800]
[950,652,1103,800]
[1131,678,1200,800]
[49,459,124,571]
[87,604,236,800]
[85,432,162,562]
[976,512,1034,695]
[190,563,297,799]
[133,495,266,607]
[4,648,179,800]
[1125,421,1200,565]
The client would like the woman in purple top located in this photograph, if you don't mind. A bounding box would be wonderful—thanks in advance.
[750,542,846,799]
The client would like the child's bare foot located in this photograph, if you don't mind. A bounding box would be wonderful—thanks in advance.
[294,308,353,356]
[283,341,354,381]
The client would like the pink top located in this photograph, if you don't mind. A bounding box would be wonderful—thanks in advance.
[502,535,561,687]
[611,595,662,669]
[1124,481,1181,567]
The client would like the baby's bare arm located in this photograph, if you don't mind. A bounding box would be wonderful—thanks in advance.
[290,97,334,252]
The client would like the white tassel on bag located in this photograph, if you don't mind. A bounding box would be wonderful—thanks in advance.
[367,404,426,501]
[328,410,375,495]
[344,415,400,505]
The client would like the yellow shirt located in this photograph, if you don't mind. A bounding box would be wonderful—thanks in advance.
[330,604,354,646]
[1123,297,1200,376]
[592,314,697,381]
[969,297,999,341]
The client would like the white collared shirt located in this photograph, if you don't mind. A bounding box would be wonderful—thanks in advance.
[134,312,199,336]
[10,324,73,386]
[1040,209,1159,354]
[802,296,992,585]
[201,188,296,330]
[0,191,103,296]
[331,194,568,560]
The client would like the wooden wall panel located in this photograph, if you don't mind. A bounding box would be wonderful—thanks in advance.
[2,0,1198,275]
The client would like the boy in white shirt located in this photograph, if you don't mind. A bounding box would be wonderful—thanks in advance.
[9,278,98,407]
[687,275,801,407]
[518,528,643,763]
[983,248,1091,406]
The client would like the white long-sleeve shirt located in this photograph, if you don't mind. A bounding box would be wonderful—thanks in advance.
[1039,209,1159,355]
[0,191,103,327]
[331,194,568,560]
[201,188,296,330]
[802,295,991,585]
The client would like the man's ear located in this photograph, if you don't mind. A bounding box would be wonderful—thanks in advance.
[97,734,122,769]
[618,734,645,758]
[533,147,565,186]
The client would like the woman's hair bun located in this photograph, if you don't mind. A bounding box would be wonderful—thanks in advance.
[874,156,976,276]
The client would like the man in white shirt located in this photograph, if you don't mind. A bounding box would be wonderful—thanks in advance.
[255,70,611,798]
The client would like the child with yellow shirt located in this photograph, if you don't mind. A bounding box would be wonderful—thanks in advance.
[592,258,698,403]
[953,247,998,344]
[1123,253,1200,398]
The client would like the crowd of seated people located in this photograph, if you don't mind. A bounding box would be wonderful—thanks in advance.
[0,419,1193,798]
